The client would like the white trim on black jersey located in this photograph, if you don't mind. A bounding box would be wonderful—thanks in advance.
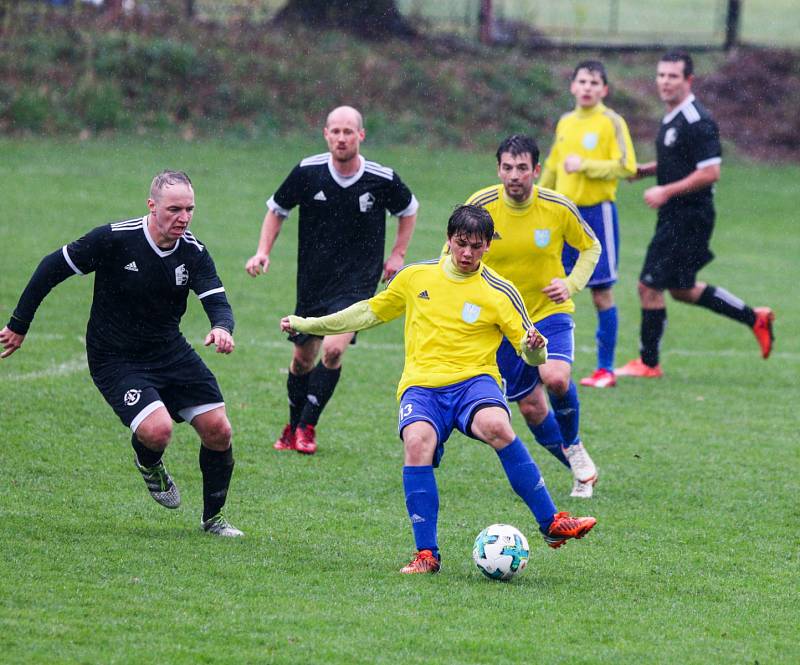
[143,218,179,257]
[663,93,700,125]
[327,154,366,188]
[197,286,225,299]
[62,245,84,275]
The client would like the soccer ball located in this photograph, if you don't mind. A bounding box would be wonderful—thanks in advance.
[472,523,530,580]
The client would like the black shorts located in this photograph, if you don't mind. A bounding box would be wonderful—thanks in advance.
[290,294,370,346]
[640,204,715,290]
[88,347,224,432]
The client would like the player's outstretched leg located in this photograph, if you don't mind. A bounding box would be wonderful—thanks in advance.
[400,465,441,574]
[131,433,181,509]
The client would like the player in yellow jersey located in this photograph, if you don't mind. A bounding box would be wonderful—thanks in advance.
[465,135,601,498]
[540,61,637,388]
[280,206,596,574]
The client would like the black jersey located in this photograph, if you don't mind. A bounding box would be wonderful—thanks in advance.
[656,94,722,213]
[8,216,234,363]
[269,152,418,312]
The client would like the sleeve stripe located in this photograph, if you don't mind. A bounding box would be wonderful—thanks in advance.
[387,257,439,285]
[697,157,722,169]
[197,287,225,299]
[604,110,631,168]
[468,191,499,207]
[62,245,84,276]
[537,190,597,241]
[392,194,419,218]
[481,269,534,329]
[300,152,330,167]
[267,195,291,217]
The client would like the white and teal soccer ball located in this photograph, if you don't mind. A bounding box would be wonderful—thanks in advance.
[472,524,530,580]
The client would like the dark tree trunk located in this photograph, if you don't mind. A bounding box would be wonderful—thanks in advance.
[274,0,415,39]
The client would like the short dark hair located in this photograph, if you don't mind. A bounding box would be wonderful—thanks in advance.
[447,205,494,244]
[660,49,693,78]
[572,60,607,85]
[495,134,540,166]
[150,170,193,199]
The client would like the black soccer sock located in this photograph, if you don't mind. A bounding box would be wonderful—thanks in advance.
[695,284,756,327]
[199,445,235,522]
[299,362,342,427]
[287,370,311,429]
[131,432,163,468]
[640,308,667,368]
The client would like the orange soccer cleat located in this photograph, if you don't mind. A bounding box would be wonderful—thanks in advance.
[543,512,597,549]
[273,424,296,451]
[400,549,441,574]
[752,307,775,359]
[615,357,663,378]
[579,368,617,388]
[295,424,318,455]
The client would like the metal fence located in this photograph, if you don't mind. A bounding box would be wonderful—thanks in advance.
[9,0,800,49]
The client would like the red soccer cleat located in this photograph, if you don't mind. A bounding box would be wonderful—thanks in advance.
[615,357,663,378]
[752,307,775,359]
[579,368,617,388]
[543,512,597,549]
[295,424,317,455]
[400,549,441,574]
[273,424,296,451]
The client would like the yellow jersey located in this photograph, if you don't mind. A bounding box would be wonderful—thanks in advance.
[368,256,535,399]
[465,184,598,320]
[542,103,637,206]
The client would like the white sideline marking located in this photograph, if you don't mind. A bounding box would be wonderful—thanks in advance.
[6,356,87,381]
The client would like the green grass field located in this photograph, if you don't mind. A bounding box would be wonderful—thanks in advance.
[1,136,798,664]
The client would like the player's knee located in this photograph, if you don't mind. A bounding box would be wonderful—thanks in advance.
[290,357,315,374]
[544,374,570,396]
[479,420,515,448]
[403,435,435,465]
[321,346,344,368]
[135,422,172,451]
[518,399,547,425]
[199,416,232,450]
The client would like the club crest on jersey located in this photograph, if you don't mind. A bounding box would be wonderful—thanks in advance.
[664,127,678,147]
[534,229,550,247]
[359,192,375,213]
[582,132,599,150]
[175,264,188,286]
[123,389,141,407]
[462,302,481,324]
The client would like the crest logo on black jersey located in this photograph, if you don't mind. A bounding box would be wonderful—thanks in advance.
[123,389,141,407]
[359,192,375,213]
[664,127,678,147]
[175,264,188,286]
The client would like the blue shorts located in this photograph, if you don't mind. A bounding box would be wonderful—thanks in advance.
[496,313,575,401]
[562,201,619,289]
[397,375,510,467]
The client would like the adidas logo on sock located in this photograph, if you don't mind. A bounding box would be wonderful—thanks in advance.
[410,513,426,523]
[313,190,327,201]
[417,290,430,300]
[124,261,139,272]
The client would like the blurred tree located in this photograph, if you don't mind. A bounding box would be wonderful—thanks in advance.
[274,0,415,39]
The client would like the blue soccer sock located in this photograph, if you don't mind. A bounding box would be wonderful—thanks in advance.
[528,412,570,468]
[596,305,618,371]
[496,438,557,532]
[549,380,580,447]
[402,466,439,557]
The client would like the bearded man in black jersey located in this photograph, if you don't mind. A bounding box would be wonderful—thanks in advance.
[246,105,418,455]
[1,171,243,537]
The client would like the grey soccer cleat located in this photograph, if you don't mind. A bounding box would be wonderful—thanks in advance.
[563,441,598,485]
[134,454,181,509]
[201,513,244,538]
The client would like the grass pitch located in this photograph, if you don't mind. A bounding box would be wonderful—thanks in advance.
[0,137,798,664]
